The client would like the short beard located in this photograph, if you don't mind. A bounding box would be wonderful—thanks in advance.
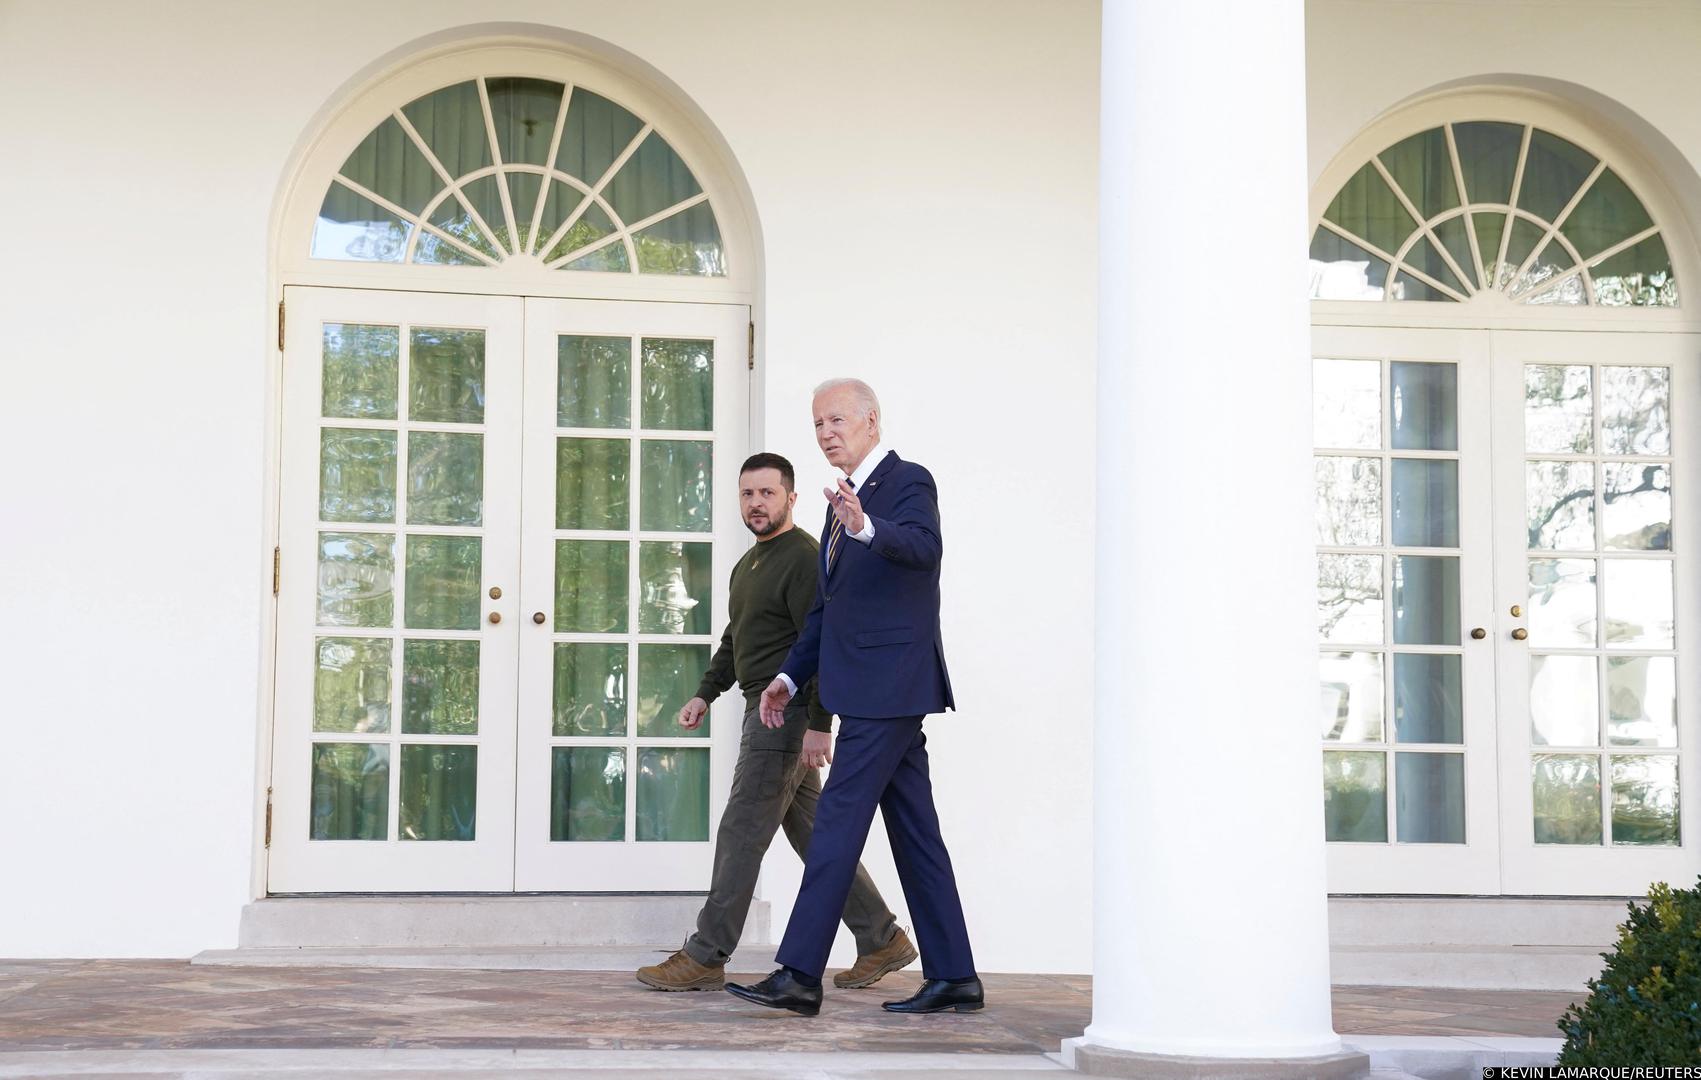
[745,511,789,538]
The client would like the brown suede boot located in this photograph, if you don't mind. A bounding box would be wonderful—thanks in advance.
[636,949,725,991]
[833,928,919,988]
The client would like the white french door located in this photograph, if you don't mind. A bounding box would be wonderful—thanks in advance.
[269,286,747,893]
[1317,322,1700,896]
[1491,331,1699,895]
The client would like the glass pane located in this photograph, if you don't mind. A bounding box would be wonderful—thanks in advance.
[1473,212,1507,288]
[1602,462,1671,551]
[1534,754,1602,845]
[1390,459,1458,547]
[551,746,626,841]
[310,743,389,840]
[422,185,501,263]
[409,328,486,424]
[637,644,711,737]
[556,438,630,530]
[1395,752,1464,843]
[1392,270,1457,303]
[639,541,712,635]
[323,324,399,420]
[1431,217,1477,291]
[553,642,627,737]
[1524,365,1592,454]
[401,81,492,177]
[1528,558,1597,647]
[1512,236,1578,301]
[1526,461,1595,550]
[1309,230,1390,300]
[1390,361,1457,451]
[640,440,713,532]
[1313,456,1381,546]
[564,240,632,273]
[317,532,395,628]
[407,432,483,527]
[402,638,479,735]
[506,171,544,253]
[399,744,476,841]
[320,429,396,524]
[1497,217,1549,291]
[536,182,587,256]
[1392,555,1460,645]
[403,535,481,630]
[1601,366,1671,455]
[1611,755,1680,845]
[1322,162,1415,259]
[1323,751,1387,842]
[1317,553,1383,644]
[1603,559,1674,648]
[607,131,703,224]
[637,747,710,841]
[1530,654,1599,747]
[1319,651,1383,741]
[314,185,411,263]
[1393,653,1462,744]
[555,539,628,633]
[634,202,726,277]
[1400,236,1468,297]
[555,89,644,186]
[313,637,391,734]
[545,203,621,266]
[1517,130,1598,223]
[558,335,631,429]
[486,77,564,168]
[1379,128,1459,219]
[1607,656,1677,748]
[1561,169,1653,263]
[1592,233,1677,308]
[1454,121,1524,205]
[338,115,442,218]
[642,338,714,431]
[1312,359,1380,450]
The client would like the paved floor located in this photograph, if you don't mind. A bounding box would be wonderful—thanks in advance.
[0,960,1577,1055]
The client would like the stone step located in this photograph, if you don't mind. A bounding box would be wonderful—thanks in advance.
[1331,943,1603,991]
[1328,896,1628,947]
[230,895,766,950]
[192,943,779,971]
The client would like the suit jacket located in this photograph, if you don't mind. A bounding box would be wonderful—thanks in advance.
[780,450,955,719]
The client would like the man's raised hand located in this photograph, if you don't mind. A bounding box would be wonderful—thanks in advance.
[825,477,864,534]
[759,677,793,728]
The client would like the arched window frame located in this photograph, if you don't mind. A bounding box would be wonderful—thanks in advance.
[275,42,757,305]
[1309,90,1699,330]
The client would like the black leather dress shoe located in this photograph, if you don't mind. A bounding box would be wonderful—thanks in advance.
[882,976,985,1013]
[724,967,823,1016]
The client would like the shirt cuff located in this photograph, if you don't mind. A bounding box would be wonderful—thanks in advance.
[778,672,798,696]
[850,517,876,544]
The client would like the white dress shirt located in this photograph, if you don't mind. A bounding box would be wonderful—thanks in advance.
[776,443,892,698]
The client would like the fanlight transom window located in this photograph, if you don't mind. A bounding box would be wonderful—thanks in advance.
[313,77,725,276]
[1311,123,1676,306]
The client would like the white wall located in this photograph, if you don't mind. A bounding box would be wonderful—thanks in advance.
[0,0,1100,966]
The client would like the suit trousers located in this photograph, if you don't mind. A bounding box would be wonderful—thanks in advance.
[775,715,976,981]
[683,697,898,968]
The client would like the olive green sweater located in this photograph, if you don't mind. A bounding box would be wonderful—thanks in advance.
[694,527,831,730]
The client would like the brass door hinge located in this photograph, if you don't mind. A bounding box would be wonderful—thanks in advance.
[277,299,286,351]
[272,546,280,595]
[263,787,273,848]
[747,321,755,370]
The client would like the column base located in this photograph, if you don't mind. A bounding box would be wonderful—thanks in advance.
[1065,1039,1369,1079]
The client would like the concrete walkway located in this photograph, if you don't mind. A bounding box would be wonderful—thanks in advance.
[0,960,1575,1078]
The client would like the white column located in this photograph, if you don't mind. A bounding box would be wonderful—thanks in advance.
[1078,0,1350,1067]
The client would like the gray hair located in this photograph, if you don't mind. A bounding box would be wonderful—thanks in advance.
[812,378,882,431]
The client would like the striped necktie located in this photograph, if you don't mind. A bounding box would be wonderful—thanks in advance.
[826,479,854,570]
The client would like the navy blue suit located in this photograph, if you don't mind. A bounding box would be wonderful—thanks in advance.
[774,450,975,981]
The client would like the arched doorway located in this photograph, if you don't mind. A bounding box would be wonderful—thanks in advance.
[266,41,757,893]
[1308,88,1700,896]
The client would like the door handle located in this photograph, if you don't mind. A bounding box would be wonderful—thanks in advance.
[488,612,502,625]
[533,612,547,625]
[1470,627,1487,640]
[1511,627,1528,641]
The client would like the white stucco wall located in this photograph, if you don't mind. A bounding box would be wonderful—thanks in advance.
[5,0,1701,966]
[0,0,1100,965]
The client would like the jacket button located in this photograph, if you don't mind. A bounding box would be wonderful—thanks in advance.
[825,594,832,602]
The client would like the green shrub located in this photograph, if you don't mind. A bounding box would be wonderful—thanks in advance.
[1559,879,1701,1064]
